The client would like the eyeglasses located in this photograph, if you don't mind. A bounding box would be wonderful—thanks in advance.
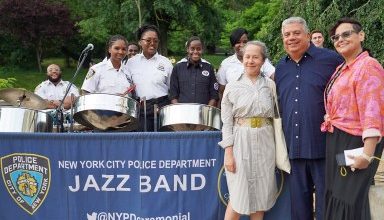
[330,30,358,43]
[141,38,159,44]
[128,49,138,52]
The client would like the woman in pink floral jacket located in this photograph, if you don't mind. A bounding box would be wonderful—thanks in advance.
[322,17,384,220]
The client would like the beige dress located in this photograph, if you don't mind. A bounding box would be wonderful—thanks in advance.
[219,74,277,215]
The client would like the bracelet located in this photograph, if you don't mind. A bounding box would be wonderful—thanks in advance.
[361,152,373,163]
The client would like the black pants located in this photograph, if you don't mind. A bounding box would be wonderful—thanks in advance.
[138,95,170,132]
[324,127,383,220]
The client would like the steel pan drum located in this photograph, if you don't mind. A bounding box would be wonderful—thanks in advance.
[158,103,222,131]
[73,94,139,131]
[0,107,53,132]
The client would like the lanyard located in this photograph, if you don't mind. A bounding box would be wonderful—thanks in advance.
[325,62,345,103]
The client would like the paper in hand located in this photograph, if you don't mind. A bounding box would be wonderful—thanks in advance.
[344,147,364,166]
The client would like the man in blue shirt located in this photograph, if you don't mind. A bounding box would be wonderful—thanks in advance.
[275,17,343,220]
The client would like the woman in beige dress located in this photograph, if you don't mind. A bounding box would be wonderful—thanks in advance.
[219,41,277,220]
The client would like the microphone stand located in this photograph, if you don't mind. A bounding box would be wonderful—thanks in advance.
[55,48,91,132]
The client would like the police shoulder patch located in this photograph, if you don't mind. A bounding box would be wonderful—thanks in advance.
[214,82,219,90]
[86,69,96,79]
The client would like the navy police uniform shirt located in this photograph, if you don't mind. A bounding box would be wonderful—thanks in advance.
[275,44,343,159]
[170,58,219,104]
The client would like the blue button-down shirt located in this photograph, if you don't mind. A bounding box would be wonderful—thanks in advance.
[275,44,343,159]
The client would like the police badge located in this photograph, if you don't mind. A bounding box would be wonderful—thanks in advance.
[1,153,51,215]
[201,70,209,77]
[157,63,165,71]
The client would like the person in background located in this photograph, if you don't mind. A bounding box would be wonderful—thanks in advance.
[219,41,277,220]
[35,63,79,110]
[322,17,384,220]
[127,42,140,59]
[125,24,173,131]
[217,28,275,105]
[170,36,219,106]
[311,30,325,48]
[81,35,133,96]
[275,17,343,220]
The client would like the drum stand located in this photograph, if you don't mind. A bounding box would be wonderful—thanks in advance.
[55,45,92,132]
[142,97,147,132]
[68,94,75,132]
[154,104,158,132]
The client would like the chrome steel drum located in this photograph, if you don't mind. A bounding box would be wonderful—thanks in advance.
[73,94,139,131]
[0,107,53,132]
[158,103,222,131]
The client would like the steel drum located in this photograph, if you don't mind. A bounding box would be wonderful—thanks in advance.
[158,103,222,131]
[73,94,139,131]
[0,107,53,132]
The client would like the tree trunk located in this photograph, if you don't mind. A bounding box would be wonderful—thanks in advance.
[135,0,142,27]
[158,22,169,56]
[35,39,43,72]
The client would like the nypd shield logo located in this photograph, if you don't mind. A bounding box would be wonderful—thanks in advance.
[1,153,51,215]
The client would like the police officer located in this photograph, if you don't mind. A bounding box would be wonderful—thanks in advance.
[35,63,79,110]
[170,36,219,106]
[217,28,275,104]
[127,42,140,59]
[125,25,173,131]
[81,35,133,96]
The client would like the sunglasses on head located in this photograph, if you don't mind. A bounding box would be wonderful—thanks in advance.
[330,30,358,43]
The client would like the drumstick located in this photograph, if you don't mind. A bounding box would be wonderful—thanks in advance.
[121,84,136,96]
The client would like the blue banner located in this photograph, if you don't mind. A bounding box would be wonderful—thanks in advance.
[0,132,290,220]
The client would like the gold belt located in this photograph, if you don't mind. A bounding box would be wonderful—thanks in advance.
[234,117,272,128]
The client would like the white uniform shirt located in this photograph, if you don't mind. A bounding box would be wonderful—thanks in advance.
[81,59,131,95]
[125,53,173,100]
[35,80,79,100]
[217,54,275,85]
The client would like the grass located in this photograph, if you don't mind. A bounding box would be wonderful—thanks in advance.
[0,59,89,91]
[0,54,228,92]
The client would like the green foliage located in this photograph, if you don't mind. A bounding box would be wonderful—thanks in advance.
[0,67,17,88]
[257,0,384,63]
[0,77,16,89]
[65,0,223,56]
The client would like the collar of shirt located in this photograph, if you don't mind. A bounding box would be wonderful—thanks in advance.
[239,73,263,85]
[138,52,158,61]
[46,80,64,86]
[345,51,368,69]
[186,58,203,69]
[228,54,242,64]
[104,58,122,72]
[284,43,317,62]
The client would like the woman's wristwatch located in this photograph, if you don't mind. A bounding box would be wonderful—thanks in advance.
[361,153,373,163]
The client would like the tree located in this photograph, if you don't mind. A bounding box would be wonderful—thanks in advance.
[256,0,384,63]
[65,0,223,56]
[0,0,74,72]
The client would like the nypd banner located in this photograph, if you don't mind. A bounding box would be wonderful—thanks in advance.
[0,132,290,220]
